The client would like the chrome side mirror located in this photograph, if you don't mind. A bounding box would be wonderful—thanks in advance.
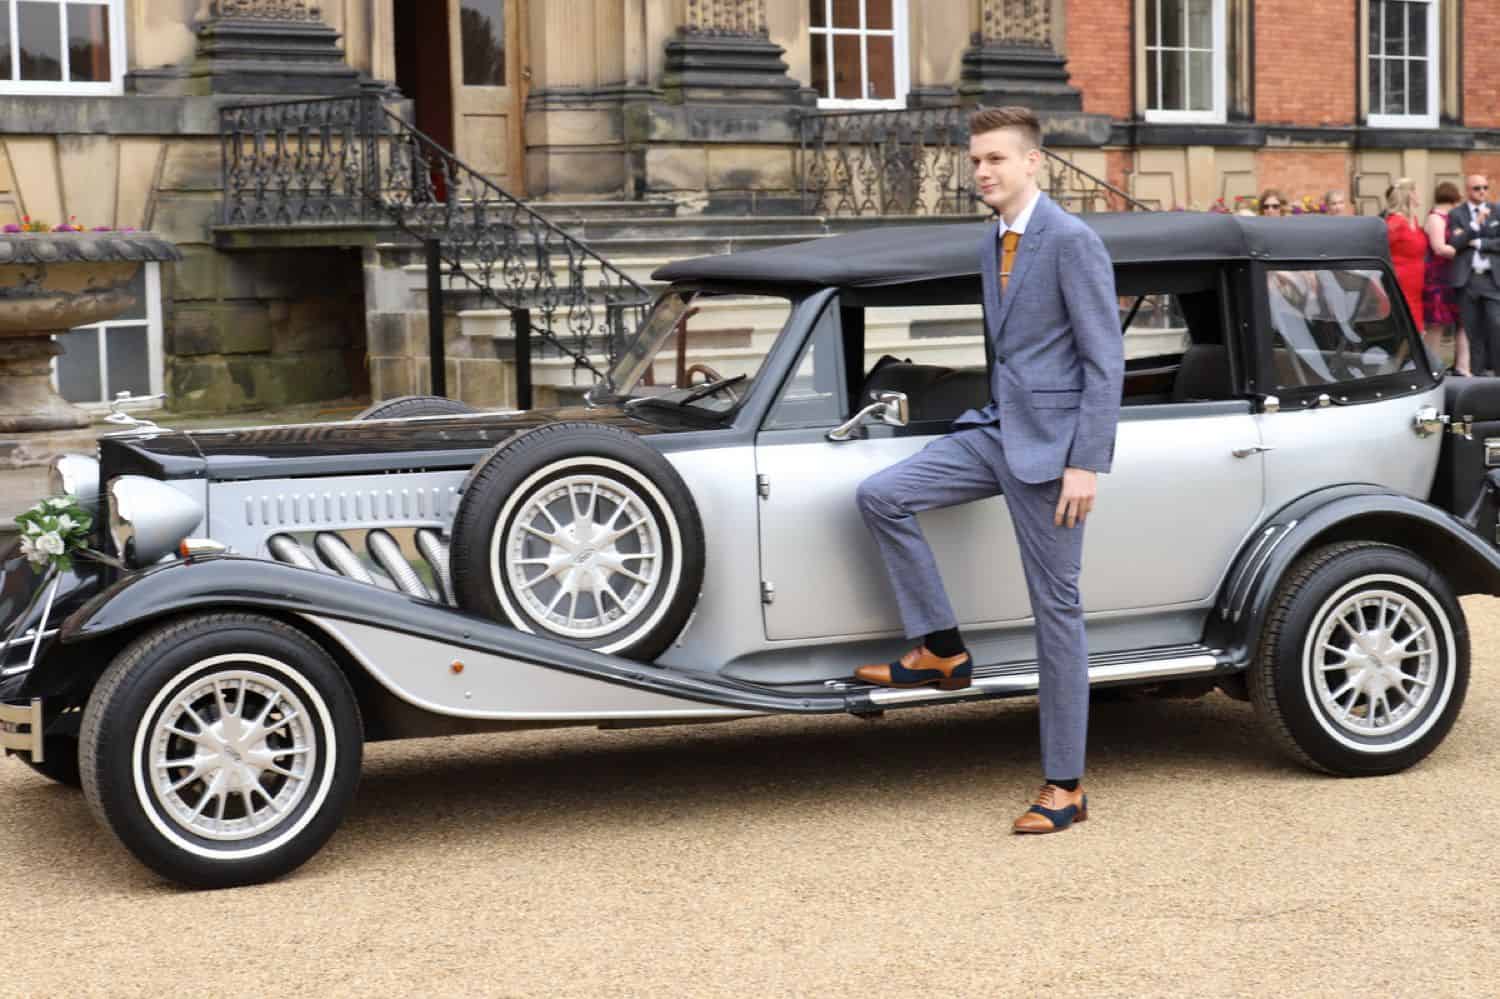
[827,391,909,442]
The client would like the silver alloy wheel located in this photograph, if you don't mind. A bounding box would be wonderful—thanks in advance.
[503,472,664,640]
[1302,576,1453,749]
[140,662,318,843]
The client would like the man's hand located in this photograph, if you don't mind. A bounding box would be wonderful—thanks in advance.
[1054,467,1097,528]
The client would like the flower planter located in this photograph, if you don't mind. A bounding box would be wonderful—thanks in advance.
[0,232,181,432]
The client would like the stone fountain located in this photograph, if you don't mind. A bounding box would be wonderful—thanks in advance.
[0,231,181,432]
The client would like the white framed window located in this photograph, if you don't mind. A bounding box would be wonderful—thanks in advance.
[809,0,909,109]
[0,0,125,96]
[51,263,163,409]
[1143,0,1227,124]
[1367,0,1439,128]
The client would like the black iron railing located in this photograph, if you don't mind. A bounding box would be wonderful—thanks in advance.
[800,106,1153,216]
[219,95,649,378]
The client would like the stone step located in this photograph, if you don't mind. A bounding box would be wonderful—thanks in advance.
[523,199,679,222]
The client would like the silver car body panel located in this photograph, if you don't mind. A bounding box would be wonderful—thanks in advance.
[651,446,768,669]
[1256,385,1445,510]
[301,615,759,722]
[753,402,1266,641]
[203,471,465,555]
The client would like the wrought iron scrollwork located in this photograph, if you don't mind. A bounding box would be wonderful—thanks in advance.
[800,107,1151,217]
[220,95,650,378]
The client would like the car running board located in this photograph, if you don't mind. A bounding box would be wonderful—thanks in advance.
[834,643,1232,714]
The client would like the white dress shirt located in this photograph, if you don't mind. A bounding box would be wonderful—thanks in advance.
[997,188,1043,245]
[1469,200,1491,275]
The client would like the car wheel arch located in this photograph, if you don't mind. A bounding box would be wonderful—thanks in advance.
[1210,488,1500,662]
[49,606,390,743]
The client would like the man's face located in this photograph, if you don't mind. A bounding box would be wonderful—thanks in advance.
[970,127,1040,215]
[1468,176,1489,205]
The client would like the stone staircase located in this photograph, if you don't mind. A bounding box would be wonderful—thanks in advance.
[365,201,984,407]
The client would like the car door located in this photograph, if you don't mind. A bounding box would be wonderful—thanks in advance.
[1252,265,1445,509]
[754,287,1266,645]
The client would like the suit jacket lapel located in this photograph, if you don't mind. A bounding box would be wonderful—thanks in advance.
[992,193,1052,337]
[980,226,1003,341]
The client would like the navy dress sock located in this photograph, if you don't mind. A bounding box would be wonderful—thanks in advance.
[924,627,966,658]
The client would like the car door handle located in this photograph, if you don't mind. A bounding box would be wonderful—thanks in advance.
[1232,445,1275,458]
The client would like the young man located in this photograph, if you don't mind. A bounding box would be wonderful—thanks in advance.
[852,106,1123,835]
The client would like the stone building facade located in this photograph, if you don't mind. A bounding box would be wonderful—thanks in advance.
[0,1,1494,414]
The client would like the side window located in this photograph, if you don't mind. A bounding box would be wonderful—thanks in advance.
[1123,293,1191,360]
[764,303,843,429]
[857,301,988,425]
[1267,268,1417,389]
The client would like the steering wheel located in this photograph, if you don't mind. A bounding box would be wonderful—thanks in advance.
[685,363,726,385]
[683,363,743,404]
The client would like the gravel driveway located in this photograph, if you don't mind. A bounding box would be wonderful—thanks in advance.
[4,598,1497,998]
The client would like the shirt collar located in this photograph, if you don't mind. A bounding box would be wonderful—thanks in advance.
[998,189,1042,239]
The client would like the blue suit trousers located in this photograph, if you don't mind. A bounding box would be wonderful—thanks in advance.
[855,427,1089,780]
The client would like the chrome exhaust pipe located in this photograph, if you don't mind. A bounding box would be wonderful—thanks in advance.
[267,534,319,571]
[367,529,433,600]
[415,529,452,604]
[313,532,375,584]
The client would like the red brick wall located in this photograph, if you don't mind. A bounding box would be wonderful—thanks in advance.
[1065,0,1131,119]
[1461,154,1500,183]
[1465,5,1500,128]
[1254,149,1352,208]
[1255,1,1357,126]
[1105,149,1133,194]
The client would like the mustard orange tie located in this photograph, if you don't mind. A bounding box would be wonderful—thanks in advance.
[1001,229,1021,293]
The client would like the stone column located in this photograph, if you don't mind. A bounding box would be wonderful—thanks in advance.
[184,0,362,96]
[960,0,1083,111]
[661,0,804,104]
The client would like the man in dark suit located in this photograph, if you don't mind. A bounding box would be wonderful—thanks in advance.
[853,106,1124,834]
[1447,175,1500,375]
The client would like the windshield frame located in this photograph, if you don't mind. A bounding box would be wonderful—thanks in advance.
[586,289,697,406]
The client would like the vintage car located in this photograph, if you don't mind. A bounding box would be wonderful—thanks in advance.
[4,213,1498,889]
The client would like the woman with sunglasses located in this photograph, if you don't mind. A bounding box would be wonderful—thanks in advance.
[1258,189,1287,216]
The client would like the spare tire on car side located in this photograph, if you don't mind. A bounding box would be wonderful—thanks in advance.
[355,395,478,420]
[449,423,705,661]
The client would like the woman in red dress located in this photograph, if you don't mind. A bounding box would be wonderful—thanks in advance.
[1385,179,1427,337]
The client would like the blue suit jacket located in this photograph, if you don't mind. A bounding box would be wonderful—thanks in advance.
[953,192,1125,484]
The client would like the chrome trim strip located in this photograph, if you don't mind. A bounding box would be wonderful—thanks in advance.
[0,627,59,656]
[867,653,1222,707]
[0,698,45,762]
[1222,524,1279,619]
[1230,519,1299,621]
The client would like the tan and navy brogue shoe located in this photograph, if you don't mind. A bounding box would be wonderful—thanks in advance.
[854,646,973,691]
[1012,783,1089,834]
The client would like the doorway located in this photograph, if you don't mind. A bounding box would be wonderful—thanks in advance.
[393,0,525,195]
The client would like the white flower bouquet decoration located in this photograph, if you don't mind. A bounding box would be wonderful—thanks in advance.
[14,496,93,574]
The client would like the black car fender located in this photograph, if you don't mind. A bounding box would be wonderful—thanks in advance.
[50,556,847,715]
[1207,484,1500,663]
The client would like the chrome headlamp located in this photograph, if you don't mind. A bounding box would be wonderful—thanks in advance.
[48,454,100,508]
[107,477,205,567]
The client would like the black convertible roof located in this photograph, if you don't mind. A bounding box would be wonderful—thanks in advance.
[652,213,1393,289]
